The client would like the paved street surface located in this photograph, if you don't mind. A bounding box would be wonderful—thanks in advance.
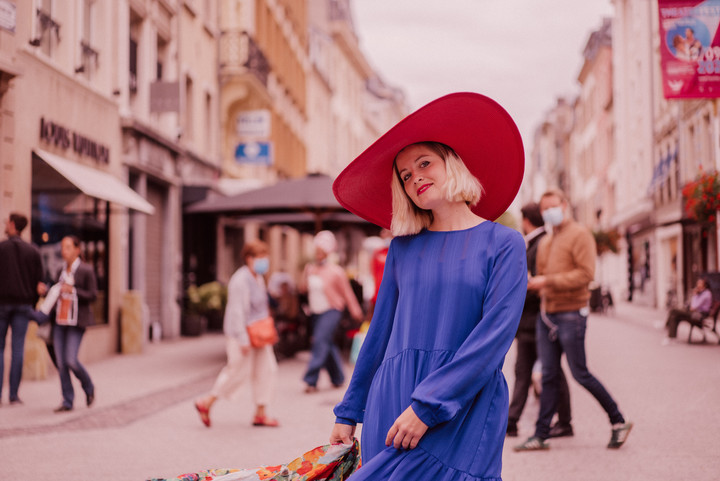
[1,301,719,480]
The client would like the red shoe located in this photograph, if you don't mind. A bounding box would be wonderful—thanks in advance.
[194,401,211,427]
[252,415,280,427]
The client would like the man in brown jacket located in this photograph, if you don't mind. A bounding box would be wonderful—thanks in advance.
[515,189,633,452]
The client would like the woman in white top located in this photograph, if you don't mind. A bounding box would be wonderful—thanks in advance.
[301,231,363,393]
[194,240,279,427]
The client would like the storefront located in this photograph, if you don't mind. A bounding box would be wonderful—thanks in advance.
[15,51,152,363]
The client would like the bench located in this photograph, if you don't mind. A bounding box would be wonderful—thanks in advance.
[686,300,720,344]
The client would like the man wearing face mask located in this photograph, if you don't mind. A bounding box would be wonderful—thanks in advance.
[515,189,633,452]
[194,240,280,428]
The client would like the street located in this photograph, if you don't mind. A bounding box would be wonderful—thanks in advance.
[1,301,719,481]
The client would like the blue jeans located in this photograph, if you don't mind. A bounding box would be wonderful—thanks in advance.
[53,325,94,408]
[0,304,33,402]
[303,309,345,387]
[535,310,624,439]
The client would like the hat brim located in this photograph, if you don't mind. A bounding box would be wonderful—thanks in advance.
[332,92,525,230]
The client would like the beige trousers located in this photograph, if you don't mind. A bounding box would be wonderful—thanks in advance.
[210,336,277,406]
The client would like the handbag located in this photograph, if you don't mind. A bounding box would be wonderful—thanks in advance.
[246,316,279,348]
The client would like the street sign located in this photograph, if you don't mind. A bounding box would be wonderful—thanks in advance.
[235,141,272,165]
[235,110,271,138]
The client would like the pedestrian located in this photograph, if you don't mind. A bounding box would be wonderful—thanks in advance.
[515,189,633,451]
[301,230,364,393]
[507,202,572,438]
[329,92,527,480]
[662,277,713,345]
[0,213,44,405]
[194,240,279,427]
[51,235,97,412]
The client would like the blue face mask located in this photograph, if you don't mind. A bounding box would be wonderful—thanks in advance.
[253,257,270,275]
[542,206,564,227]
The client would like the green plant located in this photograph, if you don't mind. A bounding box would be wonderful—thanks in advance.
[186,281,227,314]
[593,228,620,255]
[682,169,720,223]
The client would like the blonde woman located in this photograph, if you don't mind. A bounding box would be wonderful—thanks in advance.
[194,240,279,427]
[329,93,527,480]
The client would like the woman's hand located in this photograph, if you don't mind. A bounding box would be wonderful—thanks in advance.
[330,422,356,445]
[385,405,428,450]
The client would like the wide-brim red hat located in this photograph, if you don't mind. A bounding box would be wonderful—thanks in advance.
[332,92,524,230]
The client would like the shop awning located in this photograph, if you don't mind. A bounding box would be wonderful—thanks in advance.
[33,149,155,215]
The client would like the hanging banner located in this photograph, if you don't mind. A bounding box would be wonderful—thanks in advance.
[658,0,720,98]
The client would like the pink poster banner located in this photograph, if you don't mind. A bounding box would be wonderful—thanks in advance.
[658,0,720,98]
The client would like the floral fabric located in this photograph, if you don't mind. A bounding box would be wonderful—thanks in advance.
[148,440,360,481]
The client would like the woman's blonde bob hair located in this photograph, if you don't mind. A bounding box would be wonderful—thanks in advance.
[390,142,483,236]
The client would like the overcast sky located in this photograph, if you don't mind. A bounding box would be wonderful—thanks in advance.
[352,0,615,154]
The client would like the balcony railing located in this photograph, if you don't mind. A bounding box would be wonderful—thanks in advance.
[220,30,270,86]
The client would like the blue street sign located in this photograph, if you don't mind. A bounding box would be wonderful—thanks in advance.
[235,141,272,165]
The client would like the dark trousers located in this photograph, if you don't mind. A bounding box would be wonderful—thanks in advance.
[303,309,345,387]
[535,310,624,440]
[53,325,94,408]
[508,335,572,428]
[0,304,33,402]
[665,308,702,338]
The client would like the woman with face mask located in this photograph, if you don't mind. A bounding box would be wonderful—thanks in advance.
[194,240,279,427]
[300,230,364,393]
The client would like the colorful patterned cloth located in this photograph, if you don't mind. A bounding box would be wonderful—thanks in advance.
[148,440,360,481]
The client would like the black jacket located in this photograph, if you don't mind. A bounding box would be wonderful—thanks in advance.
[0,236,43,305]
[53,262,98,328]
[516,229,546,340]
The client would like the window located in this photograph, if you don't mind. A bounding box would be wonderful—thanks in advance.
[32,0,60,57]
[205,92,212,153]
[129,13,142,95]
[156,36,168,80]
[31,193,110,326]
[129,38,138,93]
[184,75,194,141]
[77,0,99,79]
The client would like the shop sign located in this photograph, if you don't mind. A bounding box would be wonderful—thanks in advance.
[150,81,180,112]
[0,1,15,33]
[658,0,720,98]
[235,110,271,138]
[39,117,110,164]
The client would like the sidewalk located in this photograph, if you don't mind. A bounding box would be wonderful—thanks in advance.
[0,300,668,438]
[0,332,228,437]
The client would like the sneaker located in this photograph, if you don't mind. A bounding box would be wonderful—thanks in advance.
[549,422,574,438]
[608,422,633,449]
[514,436,550,452]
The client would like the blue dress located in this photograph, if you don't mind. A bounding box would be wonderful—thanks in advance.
[334,222,527,481]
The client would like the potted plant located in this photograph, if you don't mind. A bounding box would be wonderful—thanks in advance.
[592,228,621,256]
[682,169,720,224]
[182,282,227,335]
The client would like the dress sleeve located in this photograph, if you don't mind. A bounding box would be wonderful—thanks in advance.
[333,241,399,425]
[409,230,528,428]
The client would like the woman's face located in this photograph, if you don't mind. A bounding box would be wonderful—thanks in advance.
[61,237,80,263]
[395,144,447,211]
